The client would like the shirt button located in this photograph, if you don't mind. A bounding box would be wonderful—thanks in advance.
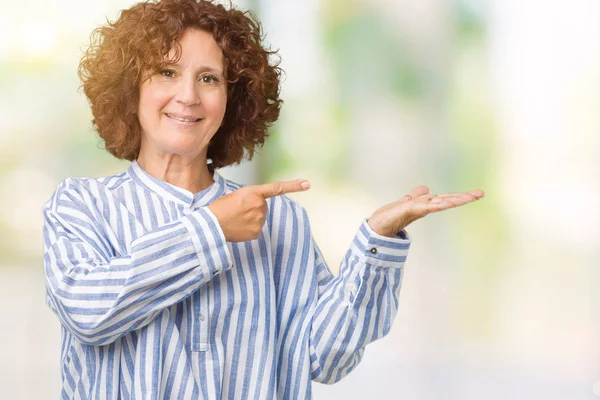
[346,288,355,304]
[212,269,219,276]
[198,313,205,322]
[370,247,378,254]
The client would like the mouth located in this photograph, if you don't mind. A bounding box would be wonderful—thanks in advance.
[165,113,202,125]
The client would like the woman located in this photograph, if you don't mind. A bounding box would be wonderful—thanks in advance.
[42,0,484,398]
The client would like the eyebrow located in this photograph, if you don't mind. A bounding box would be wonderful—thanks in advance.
[169,62,223,76]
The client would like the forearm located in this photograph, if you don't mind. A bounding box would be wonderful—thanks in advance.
[44,207,232,346]
[310,221,409,384]
[310,259,404,383]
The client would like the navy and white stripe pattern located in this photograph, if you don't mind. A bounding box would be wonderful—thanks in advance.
[42,160,411,399]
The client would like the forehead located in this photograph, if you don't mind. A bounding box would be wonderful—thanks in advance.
[167,28,224,70]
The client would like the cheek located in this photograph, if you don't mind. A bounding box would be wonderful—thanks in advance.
[139,86,169,120]
[203,90,228,118]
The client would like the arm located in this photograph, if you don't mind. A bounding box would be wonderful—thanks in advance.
[308,185,484,383]
[308,213,410,384]
[42,179,232,346]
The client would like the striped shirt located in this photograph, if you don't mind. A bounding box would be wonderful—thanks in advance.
[42,160,411,399]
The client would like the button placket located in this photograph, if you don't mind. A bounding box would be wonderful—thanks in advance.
[192,289,210,352]
[198,289,210,351]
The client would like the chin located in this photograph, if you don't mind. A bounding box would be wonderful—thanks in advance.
[162,141,206,157]
[142,130,210,158]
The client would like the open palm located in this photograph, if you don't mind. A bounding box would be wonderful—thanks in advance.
[367,185,485,237]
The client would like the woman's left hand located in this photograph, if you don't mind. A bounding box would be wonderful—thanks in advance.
[367,185,485,238]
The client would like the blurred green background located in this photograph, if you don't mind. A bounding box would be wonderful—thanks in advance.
[1,0,599,398]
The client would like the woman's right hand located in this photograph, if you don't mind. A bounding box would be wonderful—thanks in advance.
[208,180,310,242]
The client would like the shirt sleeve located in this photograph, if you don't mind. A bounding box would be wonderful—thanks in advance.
[42,179,233,346]
[307,212,411,384]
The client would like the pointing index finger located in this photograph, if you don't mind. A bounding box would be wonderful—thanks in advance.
[253,180,311,199]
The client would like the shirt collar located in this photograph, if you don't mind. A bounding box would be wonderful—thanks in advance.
[127,160,226,208]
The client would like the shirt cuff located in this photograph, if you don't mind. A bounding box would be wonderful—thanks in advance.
[181,207,234,279]
[350,220,411,268]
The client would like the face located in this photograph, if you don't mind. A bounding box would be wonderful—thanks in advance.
[137,28,227,160]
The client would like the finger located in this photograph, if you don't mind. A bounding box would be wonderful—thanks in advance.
[468,189,485,198]
[398,185,429,203]
[253,179,311,199]
[408,192,475,211]
[402,198,450,218]
[427,193,479,208]
[437,190,485,199]
[427,194,443,204]
[435,192,459,198]
[407,185,430,199]
[407,193,442,203]
[397,189,484,222]
[411,197,459,216]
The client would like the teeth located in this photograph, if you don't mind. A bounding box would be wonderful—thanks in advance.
[167,114,199,122]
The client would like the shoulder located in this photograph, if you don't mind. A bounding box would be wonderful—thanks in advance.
[222,177,244,194]
[271,193,306,214]
[43,170,129,213]
[267,193,311,232]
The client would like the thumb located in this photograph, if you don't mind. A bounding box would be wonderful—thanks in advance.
[253,180,311,199]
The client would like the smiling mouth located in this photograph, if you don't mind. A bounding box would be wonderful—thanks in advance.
[165,113,202,123]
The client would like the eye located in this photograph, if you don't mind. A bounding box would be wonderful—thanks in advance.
[200,75,219,84]
[159,69,175,78]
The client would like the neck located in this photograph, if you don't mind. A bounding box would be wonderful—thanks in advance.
[136,153,214,194]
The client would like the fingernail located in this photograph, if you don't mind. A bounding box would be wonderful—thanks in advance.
[301,181,311,190]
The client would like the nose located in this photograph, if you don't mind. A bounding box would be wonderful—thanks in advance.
[175,77,200,107]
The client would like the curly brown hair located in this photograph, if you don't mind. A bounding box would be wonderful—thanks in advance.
[78,0,283,168]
